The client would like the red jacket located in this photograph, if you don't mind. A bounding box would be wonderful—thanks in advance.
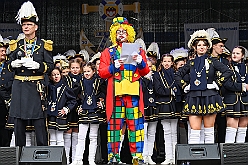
[99,47,149,121]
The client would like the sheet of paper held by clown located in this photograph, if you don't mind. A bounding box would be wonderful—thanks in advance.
[120,43,140,66]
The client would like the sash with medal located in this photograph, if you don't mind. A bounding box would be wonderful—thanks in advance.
[190,54,208,91]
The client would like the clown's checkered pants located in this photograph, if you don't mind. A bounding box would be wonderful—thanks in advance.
[107,95,144,162]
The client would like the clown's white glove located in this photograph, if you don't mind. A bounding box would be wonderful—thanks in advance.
[11,59,23,68]
[23,61,40,69]
[114,59,121,68]
[135,55,142,64]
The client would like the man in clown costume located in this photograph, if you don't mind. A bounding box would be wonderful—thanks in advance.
[99,17,149,164]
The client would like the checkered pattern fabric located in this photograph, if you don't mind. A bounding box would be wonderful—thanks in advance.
[107,95,144,161]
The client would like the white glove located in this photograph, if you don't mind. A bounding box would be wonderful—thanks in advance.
[114,59,121,68]
[212,81,220,91]
[184,84,190,93]
[11,59,23,68]
[77,106,83,115]
[63,107,69,115]
[135,55,142,64]
[23,61,40,69]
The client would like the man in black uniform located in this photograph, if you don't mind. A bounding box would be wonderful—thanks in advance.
[0,35,14,147]
[8,1,53,147]
[207,28,229,143]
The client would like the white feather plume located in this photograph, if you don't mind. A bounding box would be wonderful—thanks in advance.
[16,1,39,25]
[90,52,101,63]
[64,49,76,57]
[0,35,3,43]
[17,33,25,40]
[206,28,219,40]
[135,38,146,53]
[53,53,67,63]
[79,49,89,62]
[147,42,160,59]
[170,47,188,61]
[187,30,212,49]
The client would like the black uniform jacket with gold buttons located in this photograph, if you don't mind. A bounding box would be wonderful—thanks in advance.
[222,64,248,105]
[7,38,54,119]
[0,61,14,105]
[8,38,53,76]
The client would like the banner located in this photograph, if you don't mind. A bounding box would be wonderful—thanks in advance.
[184,22,239,50]
[0,23,22,39]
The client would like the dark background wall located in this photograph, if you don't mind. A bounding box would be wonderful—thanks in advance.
[1,0,248,56]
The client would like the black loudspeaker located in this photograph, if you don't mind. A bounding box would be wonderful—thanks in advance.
[0,147,21,165]
[219,143,248,165]
[19,146,67,165]
[176,144,220,165]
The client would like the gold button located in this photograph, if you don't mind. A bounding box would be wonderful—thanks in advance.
[134,73,138,77]
[21,70,24,72]
[2,78,4,80]
[115,72,119,76]
[33,71,36,73]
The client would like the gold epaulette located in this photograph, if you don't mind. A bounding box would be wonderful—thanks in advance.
[42,39,53,51]
[9,40,17,52]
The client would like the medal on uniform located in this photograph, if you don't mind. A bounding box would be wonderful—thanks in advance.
[51,102,56,111]
[149,97,154,103]
[86,96,92,105]
[173,87,177,92]
[194,79,201,86]
[148,89,153,94]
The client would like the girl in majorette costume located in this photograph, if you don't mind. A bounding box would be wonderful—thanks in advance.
[70,62,106,165]
[154,54,180,165]
[63,58,83,163]
[175,30,232,146]
[47,67,77,146]
[223,46,248,143]
[142,58,158,164]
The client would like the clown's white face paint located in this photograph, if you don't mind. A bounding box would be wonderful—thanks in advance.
[116,27,128,43]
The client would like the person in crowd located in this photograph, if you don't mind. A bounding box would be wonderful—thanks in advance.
[207,28,230,143]
[90,52,101,73]
[98,17,149,163]
[154,54,180,165]
[63,58,83,163]
[223,46,248,143]
[47,67,77,146]
[70,62,106,165]
[142,59,158,164]
[8,1,53,147]
[175,30,232,145]
[170,47,191,144]
[0,35,14,147]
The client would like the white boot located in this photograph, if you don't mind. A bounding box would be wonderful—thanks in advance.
[72,132,78,162]
[147,122,157,164]
[119,134,125,156]
[199,122,205,144]
[88,124,99,165]
[10,132,15,147]
[64,133,72,164]
[56,131,64,146]
[204,127,214,144]
[26,132,32,146]
[147,156,156,164]
[188,129,201,144]
[225,127,237,143]
[161,120,173,165]
[49,129,57,146]
[143,122,148,163]
[70,160,83,165]
[236,127,247,143]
